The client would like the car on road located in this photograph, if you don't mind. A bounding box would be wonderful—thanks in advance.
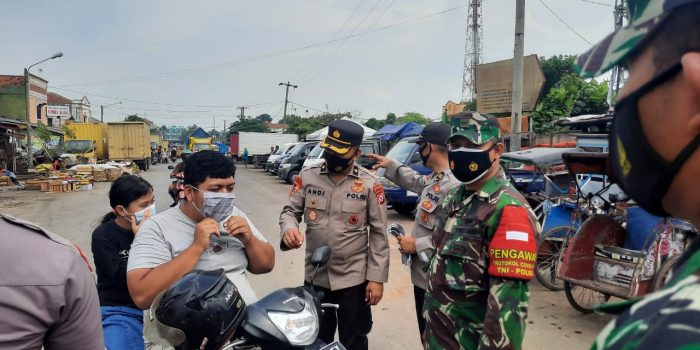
[278,141,317,183]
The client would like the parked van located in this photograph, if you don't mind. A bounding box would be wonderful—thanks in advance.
[302,139,384,171]
[375,139,430,215]
[278,141,317,183]
[265,142,298,172]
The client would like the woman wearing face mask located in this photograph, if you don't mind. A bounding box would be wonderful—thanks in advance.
[91,175,155,350]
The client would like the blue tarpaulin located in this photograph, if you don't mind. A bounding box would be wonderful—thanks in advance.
[190,127,210,138]
[372,122,423,142]
[214,142,229,155]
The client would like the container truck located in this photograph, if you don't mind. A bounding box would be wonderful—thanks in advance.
[189,136,213,152]
[230,132,298,167]
[62,122,108,165]
[107,122,151,171]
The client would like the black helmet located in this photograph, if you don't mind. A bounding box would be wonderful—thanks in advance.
[146,269,246,350]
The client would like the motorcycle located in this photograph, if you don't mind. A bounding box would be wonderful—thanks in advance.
[167,164,184,207]
[221,246,346,350]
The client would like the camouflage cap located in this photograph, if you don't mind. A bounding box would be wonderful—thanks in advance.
[449,111,501,145]
[576,0,700,78]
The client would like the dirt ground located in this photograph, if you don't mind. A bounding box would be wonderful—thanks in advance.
[0,164,611,349]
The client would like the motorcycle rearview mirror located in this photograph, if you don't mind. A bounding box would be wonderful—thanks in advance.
[167,165,175,170]
[309,246,331,294]
[311,245,330,267]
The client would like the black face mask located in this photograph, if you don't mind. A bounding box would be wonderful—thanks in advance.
[419,143,432,167]
[610,62,700,217]
[448,144,496,184]
[323,150,355,173]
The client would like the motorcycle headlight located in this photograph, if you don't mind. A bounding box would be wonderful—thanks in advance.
[267,299,319,346]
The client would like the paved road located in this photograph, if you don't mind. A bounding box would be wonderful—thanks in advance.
[0,162,610,349]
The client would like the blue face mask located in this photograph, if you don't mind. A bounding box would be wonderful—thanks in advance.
[122,204,157,225]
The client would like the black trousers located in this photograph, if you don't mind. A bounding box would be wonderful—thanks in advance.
[308,281,373,350]
[414,285,426,337]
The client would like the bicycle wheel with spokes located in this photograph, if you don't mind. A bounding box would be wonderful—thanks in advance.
[535,226,576,291]
[564,281,611,313]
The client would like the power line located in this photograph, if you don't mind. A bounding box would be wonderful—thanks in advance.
[54,4,468,87]
[51,86,281,112]
[537,0,593,45]
[289,101,326,114]
[297,0,385,84]
[301,0,398,85]
[578,0,614,6]
[288,0,367,83]
[51,86,237,108]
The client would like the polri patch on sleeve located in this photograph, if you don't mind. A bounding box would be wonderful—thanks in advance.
[487,205,536,281]
[290,176,303,196]
[373,183,385,205]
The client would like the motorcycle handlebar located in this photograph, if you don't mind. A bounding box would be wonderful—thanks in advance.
[321,303,339,310]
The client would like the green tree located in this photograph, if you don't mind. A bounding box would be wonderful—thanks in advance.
[281,113,349,137]
[34,121,52,143]
[397,112,431,125]
[364,117,386,130]
[386,113,397,124]
[125,114,145,122]
[539,55,578,98]
[62,124,76,139]
[228,119,270,134]
[530,73,609,134]
[441,110,449,124]
[255,114,272,122]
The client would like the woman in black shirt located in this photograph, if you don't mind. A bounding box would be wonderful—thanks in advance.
[92,175,155,350]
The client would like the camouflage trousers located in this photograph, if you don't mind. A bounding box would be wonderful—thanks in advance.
[423,289,488,350]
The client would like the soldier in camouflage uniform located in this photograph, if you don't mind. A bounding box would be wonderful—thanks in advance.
[422,112,538,350]
[366,122,461,337]
[577,0,700,349]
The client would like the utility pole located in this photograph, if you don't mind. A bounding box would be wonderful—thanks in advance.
[510,0,525,152]
[223,119,227,137]
[607,0,626,107]
[101,101,122,122]
[237,106,248,121]
[24,52,63,170]
[278,81,298,118]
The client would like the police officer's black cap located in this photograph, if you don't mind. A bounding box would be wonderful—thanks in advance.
[320,120,364,155]
[408,122,451,146]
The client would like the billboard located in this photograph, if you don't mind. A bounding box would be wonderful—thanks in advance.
[47,105,71,118]
[476,54,545,114]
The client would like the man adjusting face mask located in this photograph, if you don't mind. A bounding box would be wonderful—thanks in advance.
[189,186,236,222]
[446,112,502,184]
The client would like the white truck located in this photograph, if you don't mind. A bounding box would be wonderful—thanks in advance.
[230,132,299,167]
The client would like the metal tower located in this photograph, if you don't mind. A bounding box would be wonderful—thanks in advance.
[461,0,483,103]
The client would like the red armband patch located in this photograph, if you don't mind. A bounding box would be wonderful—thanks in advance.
[373,183,385,205]
[289,176,303,196]
[487,205,536,281]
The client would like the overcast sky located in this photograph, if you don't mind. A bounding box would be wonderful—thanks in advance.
[1,0,616,130]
